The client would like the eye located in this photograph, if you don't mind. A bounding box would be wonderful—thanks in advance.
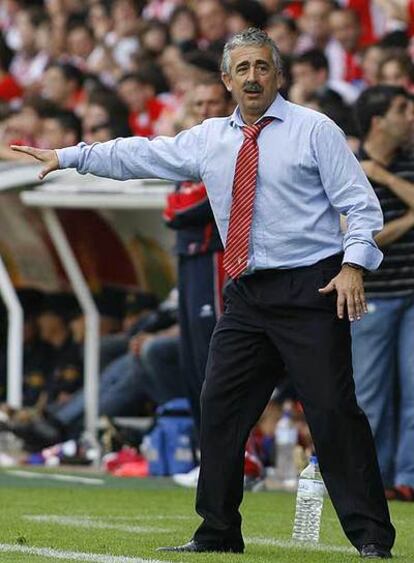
[236,65,248,74]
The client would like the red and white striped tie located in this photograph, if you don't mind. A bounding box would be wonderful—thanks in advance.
[223,117,273,279]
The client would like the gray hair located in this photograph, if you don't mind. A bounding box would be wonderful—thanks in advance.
[221,27,283,74]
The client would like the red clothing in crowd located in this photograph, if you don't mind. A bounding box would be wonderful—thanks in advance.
[128,97,166,137]
[344,51,363,82]
[409,0,414,37]
[345,0,377,46]
[0,73,23,101]
[283,1,303,19]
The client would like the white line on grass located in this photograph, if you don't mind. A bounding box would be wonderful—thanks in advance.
[0,543,175,563]
[246,537,357,554]
[104,516,192,521]
[24,515,172,534]
[7,470,104,485]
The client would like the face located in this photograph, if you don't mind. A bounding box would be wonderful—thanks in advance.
[37,312,65,343]
[329,11,360,52]
[170,11,197,43]
[196,0,227,42]
[221,45,281,122]
[142,26,168,55]
[192,83,228,122]
[380,60,411,89]
[42,67,71,105]
[301,0,332,42]
[291,62,326,95]
[67,27,94,59]
[266,22,297,56]
[118,79,149,112]
[362,46,383,86]
[82,103,110,143]
[379,95,414,145]
[38,118,76,149]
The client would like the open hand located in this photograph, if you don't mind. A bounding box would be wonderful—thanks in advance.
[10,145,59,180]
[318,265,367,321]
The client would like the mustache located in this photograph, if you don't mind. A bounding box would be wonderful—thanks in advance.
[243,81,263,93]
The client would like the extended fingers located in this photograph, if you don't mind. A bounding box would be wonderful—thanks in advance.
[10,145,41,159]
[337,288,368,321]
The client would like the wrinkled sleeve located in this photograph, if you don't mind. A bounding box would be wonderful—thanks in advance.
[313,120,383,271]
[56,124,204,183]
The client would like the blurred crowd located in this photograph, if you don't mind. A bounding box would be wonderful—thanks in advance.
[0,0,414,497]
[0,0,414,155]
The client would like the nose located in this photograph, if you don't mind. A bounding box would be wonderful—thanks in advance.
[247,64,257,82]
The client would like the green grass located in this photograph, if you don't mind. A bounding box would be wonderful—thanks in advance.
[0,468,411,562]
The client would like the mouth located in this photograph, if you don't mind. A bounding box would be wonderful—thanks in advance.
[244,90,262,97]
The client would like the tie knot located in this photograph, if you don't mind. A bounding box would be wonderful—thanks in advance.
[242,117,273,140]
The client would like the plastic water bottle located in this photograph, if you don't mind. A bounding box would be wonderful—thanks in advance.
[292,455,325,542]
[274,405,298,490]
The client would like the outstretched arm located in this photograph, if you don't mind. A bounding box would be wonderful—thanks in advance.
[11,125,204,183]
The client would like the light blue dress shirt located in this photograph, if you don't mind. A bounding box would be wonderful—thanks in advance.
[57,94,383,271]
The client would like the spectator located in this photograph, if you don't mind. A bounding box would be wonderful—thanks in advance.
[226,1,268,35]
[328,8,363,85]
[303,89,357,138]
[378,49,414,92]
[9,6,49,90]
[117,71,167,137]
[0,33,22,101]
[36,292,83,406]
[81,89,130,143]
[168,6,199,52]
[41,61,84,111]
[297,0,335,53]
[105,0,142,71]
[140,20,170,59]
[195,0,228,54]
[353,85,414,502]
[266,15,300,57]
[16,288,53,408]
[100,289,159,370]
[36,108,82,149]
[361,43,385,87]
[290,49,358,106]
[0,95,58,148]
[10,292,182,446]
[65,21,98,72]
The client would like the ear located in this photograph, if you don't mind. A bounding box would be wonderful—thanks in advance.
[221,72,232,92]
[371,115,382,131]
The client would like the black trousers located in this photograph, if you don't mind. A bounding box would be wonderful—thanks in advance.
[193,254,395,551]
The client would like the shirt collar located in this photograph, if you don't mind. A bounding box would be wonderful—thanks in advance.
[229,93,288,127]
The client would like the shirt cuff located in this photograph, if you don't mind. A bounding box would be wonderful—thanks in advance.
[56,146,81,169]
[343,242,383,271]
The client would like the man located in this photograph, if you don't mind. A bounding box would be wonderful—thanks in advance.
[164,77,229,487]
[297,0,335,53]
[41,62,84,112]
[289,48,358,105]
[353,85,414,502]
[37,109,82,149]
[12,28,394,558]
[164,77,229,435]
[195,0,228,54]
[117,71,167,138]
[328,8,363,85]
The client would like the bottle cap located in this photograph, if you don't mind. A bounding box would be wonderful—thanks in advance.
[310,455,318,464]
